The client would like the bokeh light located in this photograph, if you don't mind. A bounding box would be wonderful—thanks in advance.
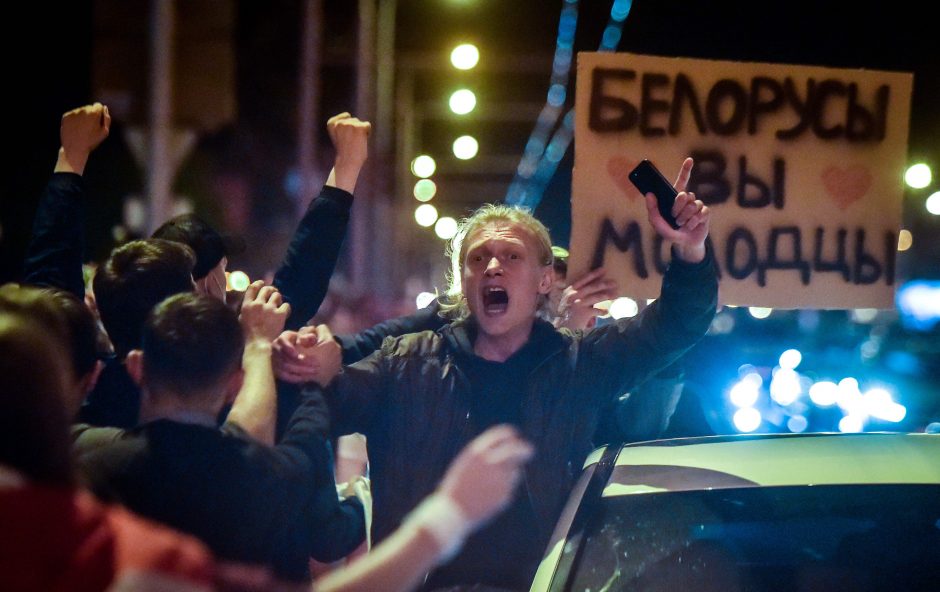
[434,216,458,240]
[414,204,438,227]
[609,297,638,319]
[926,191,940,215]
[905,163,932,189]
[411,155,436,178]
[729,380,760,408]
[450,43,479,70]
[449,89,477,115]
[898,229,913,250]
[453,135,479,160]
[778,349,802,370]
[413,179,437,202]
[227,270,251,292]
[748,307,773,319]
[416,292,436,309]
[733,407,762,432]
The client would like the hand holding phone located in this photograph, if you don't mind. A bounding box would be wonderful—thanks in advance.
[628,159,680,230]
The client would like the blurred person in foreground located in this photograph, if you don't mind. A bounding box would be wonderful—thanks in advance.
[0,296,533,592]
[0,307,216,591]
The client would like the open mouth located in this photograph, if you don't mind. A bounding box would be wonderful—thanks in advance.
[482,286,509,314]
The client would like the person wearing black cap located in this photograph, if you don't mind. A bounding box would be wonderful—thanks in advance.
[151,213,245,304]
[149,112,371,330]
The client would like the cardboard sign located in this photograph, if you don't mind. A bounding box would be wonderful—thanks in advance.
[570,52,912,309]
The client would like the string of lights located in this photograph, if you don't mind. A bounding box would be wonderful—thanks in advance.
[505,0,634,209]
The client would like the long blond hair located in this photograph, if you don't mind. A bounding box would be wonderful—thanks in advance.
[439,204,554,321]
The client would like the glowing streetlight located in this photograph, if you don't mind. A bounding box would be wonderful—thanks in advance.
[453,135,479,160]
[926,191,940,215]
[435,216,458,240]
[411,155,436,178]
[415,204,438,227]
[227,270,251,292]
[905,163,932,189]
[450,43,479,70]
[608,297,638,319]
[413,179,437,202]
[416,292,436,309]
[449,89,477,115]
[748,307,773,319]
[898,229,913,250]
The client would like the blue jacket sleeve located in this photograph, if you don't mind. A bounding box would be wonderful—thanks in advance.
[275,388,366,563]
[334,301,447,365]
[578,245,718,406]
[273,185,354,331]
[23,173,87,299]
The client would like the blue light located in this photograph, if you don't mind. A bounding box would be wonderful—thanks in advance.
[284,168,302,199]
[897,280,940,331]
[524,138,545,158]
[601,25,622,48]
[611,0,633,21]
[545,142,565,163]
[553,49,572,73]
[787,415,808,433]
[559,9,577,38]
[547,84,566,107]
[733,407,762,432]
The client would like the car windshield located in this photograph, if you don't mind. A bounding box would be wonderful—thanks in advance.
[566,484,940,592]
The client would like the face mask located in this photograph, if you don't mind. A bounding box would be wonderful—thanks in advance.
[211,271,227,305]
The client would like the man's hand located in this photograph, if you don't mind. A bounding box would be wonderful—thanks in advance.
[239,281,291,345]
[437,425,534,527]
[325,112,371,193]
[555,268,619,330]
[272,327,319,383]
[305,324,342,387]
[644,157,710,263]
[272,324,341,387]
[56,103,111,175]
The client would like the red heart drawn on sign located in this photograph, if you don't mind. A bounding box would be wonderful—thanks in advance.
[607,156,642,200]
[821,165,872,210]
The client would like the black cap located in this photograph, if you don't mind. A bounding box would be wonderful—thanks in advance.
[151,214,246,279]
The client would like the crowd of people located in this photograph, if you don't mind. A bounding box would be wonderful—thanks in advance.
[0,101,717,591]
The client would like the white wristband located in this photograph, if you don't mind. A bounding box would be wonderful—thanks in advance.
[403,494,472,562]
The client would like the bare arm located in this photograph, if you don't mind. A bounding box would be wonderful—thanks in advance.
[314,425,534,592]
[273,112,371,330]
[225,281,290,444]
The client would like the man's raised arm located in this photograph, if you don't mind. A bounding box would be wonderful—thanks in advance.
[24,103,111,298]
[274,112,371,330]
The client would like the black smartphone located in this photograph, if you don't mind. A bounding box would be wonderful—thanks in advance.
[628,159,680,230]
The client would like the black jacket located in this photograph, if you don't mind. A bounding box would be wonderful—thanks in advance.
[312,249,718,587]
[75,393,363,582]
[21,172,353,429]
